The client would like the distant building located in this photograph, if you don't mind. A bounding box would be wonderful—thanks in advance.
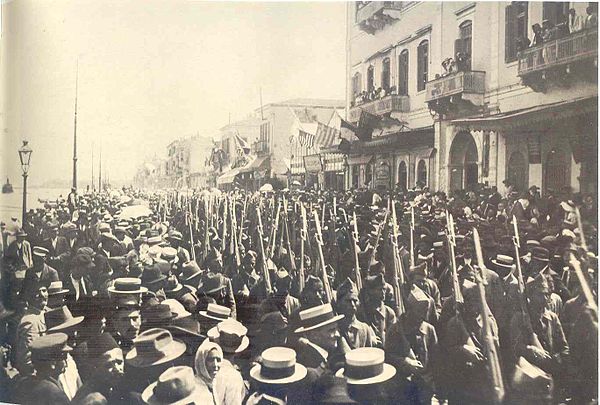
[345,1,597,195]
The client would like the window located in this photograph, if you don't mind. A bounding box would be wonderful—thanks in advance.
[543,2,569,26]
[398,50,409,95]
[367,65,375,92]
[417,40,429,92]
[382,57,391,90]
[417,160,427,186]
[455,20,472,70]
[505,2,528,63]
[352,72,362,99]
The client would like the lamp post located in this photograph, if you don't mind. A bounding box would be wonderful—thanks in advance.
[18,141,33,224]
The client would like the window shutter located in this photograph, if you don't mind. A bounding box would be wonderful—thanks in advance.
[505,4,517,63]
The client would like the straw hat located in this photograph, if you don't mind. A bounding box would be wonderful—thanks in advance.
[335,347,396,385]
[207,319,249,353]
[108,278,148,295]
[199,303,231,322]
[295,303,344,334]
[250,347,307,385]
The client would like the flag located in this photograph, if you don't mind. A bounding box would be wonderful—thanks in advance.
[298,130,313,147]
[315,122,340,148]
[356,110,380,141]
[234,132,250,156]
[339,118,360,142]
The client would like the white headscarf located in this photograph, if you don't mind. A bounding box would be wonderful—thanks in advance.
[194,338,223,389]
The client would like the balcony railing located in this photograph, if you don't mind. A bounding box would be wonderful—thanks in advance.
[356,2,404,22]
[349,94,410,122]
[518,28,597,76]
[356,2,411,33]
[425,71,486,103]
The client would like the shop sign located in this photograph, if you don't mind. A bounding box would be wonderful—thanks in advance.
[527,135,541,164]
[304,155,323,173]
[375,160,391,186]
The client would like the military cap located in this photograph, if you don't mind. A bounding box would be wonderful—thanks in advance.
[336,278,358,301]
[364,273,385,290]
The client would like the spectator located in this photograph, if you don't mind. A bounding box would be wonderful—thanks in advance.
[569,8,584,33]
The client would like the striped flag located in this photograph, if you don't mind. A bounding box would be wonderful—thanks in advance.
[315,122,340,148]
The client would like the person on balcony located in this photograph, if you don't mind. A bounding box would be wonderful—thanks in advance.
[532,23,544,46]
[585,5,598,29]
[569,8,584,33]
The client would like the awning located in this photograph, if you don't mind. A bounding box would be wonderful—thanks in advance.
[239,156,269,174]
[304,155,323,173]
[323,153,345,172]
[347,155,373,166]
[216,168,240,185]
[346,126,434,154]
[452,96,597,129]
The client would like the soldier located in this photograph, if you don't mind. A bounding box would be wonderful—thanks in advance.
[356,273,396,347]
[334,278,379,349]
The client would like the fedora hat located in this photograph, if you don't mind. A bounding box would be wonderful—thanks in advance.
[198,273,226,295]
[31,333,72,362]
[141,304,177,326]
[85,332,121,359]
[126,328,186,368]
[181,261,203,284]
[142,366,204,405]
[207,319,249,354]
[108,277,148,295]
[168,315,203,338]
[199,303,231,322]
[45,306,85,332]
[162,299,191,320]
[250,347,307,385]
[335,347,396,385]
[295,303,344,334]
[47,281,69,296]
[141,265,168,286]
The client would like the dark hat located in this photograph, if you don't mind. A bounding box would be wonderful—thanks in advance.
[21,277,50,301]
[141,265,168,286]
[364,273,385,290]
[198,273,226,295]
[526,274,551,294]
[167,315,204,338]
[304,275,324,292]
[409,262,427,277]
[73,254,95,270]
[181,261,202,284]
[314,375,358,404]
[126,328,186,368]
[45,306,85,332]
[336,278,358,302]
[30,333,72,362]
[531,247,550,262]
[85,332,120,359]
[141,304,176,326]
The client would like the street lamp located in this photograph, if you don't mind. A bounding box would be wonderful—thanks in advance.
[18,140,32,224]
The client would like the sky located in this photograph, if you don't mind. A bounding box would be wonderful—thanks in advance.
[1,0,347,187]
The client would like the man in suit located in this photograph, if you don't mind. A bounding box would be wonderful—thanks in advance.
[13,333,72,405]
[64,253,95,306]
[2,229,33,309]
[24,247,60,287]
[43,224,69,278]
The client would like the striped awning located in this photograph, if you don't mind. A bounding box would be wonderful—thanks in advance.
[322,153,344,172]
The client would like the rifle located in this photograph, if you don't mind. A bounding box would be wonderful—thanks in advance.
[351,211,363,292]
[256,204,273,296]
[282,196,296,272]
[299,203,308,293]
[203,198,210,261]
[390,200,406,317]
[446,212,463,306]
[238,195,248,247]
[313,209,333,303]
[230,198,241,268]
[571,207,598,313]
[187,208,196,263]
[473,228,505,405]
[267,200,281,259]
[367,210,389,275]
[221,196,228,254]
[410,205,415,269]
[512,216,545,349]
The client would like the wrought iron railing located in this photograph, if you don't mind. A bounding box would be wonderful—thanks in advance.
[518,28,597,75]
[356,1,406,23]
[349,94,410,122]
[425,71,486,102]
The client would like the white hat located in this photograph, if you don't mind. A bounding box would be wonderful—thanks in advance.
[162,299,192,320]
[294,303,344,334]
[250,347,307,385]
[207,319,249,354]
[335,347,396,385]
[199,303,231,322]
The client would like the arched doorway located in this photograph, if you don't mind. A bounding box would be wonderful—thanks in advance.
[507,151,529,192]
[364,163,373,188]
[398,161,408,191]
[449,131,479,192]
[416,160,427,187]
[545,148,568,194]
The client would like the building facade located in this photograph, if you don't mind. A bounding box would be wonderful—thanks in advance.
[346,1,597,195]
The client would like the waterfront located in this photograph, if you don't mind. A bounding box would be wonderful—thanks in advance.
[0,187,70,223]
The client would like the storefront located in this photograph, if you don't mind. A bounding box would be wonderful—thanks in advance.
[322,152,345,191]
[303,154,322,190]
[450,96,597,195]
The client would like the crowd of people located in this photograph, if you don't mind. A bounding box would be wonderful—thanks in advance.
[0,183,597,404]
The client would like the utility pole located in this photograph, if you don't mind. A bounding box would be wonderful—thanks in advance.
[91,143,94,191]
[72,60,79,189]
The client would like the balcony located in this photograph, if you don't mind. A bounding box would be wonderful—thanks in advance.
[356,2,408,34]
[349,94,410,122]
[425,70,486,117]
[518,28,597,92]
